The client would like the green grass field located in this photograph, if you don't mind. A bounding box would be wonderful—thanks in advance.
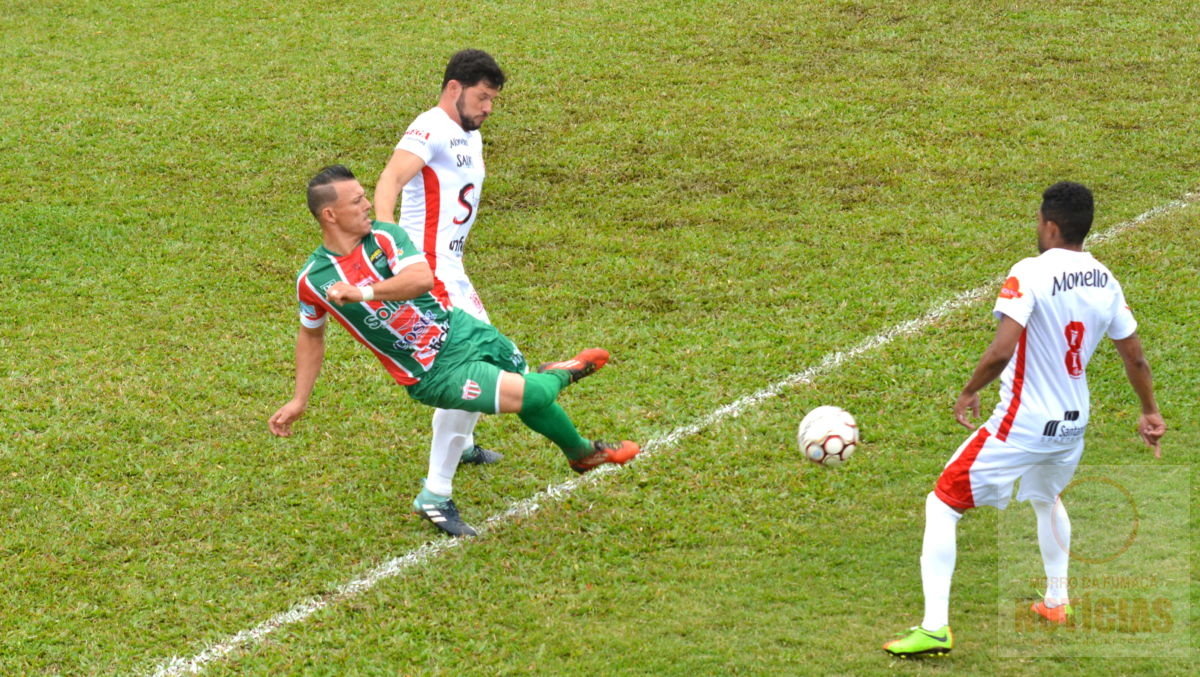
[1,0,1196,674]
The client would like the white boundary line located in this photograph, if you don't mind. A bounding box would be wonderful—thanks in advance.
[147,192,1195,676]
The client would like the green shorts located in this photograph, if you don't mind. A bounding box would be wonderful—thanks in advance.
[406,308,528,414]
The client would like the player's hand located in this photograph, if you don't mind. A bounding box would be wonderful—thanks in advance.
[954,391,981,430]
[1137,412,1165,458]
[326,282,363,305]
[269,399,307,437]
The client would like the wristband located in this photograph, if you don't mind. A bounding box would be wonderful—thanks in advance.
[360,285,375,302]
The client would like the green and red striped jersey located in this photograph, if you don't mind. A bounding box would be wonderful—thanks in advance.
[295,221,452,385]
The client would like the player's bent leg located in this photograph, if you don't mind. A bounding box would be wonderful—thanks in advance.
[510,372,641,472]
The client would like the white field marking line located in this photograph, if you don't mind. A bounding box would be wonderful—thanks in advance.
[147,191,1196,677]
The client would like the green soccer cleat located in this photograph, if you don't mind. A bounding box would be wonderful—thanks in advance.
[882,625,954,657]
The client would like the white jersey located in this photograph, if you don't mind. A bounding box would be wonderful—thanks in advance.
[395,106,487,319]
[985,248,1137,451]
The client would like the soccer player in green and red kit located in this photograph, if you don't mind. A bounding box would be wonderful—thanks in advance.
[269,165,639,537]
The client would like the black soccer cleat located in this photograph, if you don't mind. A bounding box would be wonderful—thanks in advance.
[458,444,503,465]
[412,495,478,538]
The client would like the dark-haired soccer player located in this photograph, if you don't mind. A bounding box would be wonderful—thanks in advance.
[884,182,1165,656]
[373,49,507,523]
[269,165,639,537]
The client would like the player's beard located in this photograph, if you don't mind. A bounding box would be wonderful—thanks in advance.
[456,93,483,132]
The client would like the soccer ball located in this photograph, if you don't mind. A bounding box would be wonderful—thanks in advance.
[798,406,859,466]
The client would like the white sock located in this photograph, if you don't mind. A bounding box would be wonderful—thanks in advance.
[1032,497,1071,605]
[921,492,963,631]
[424,408,482,497]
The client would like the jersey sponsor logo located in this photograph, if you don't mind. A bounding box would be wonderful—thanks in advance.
[1051,268,1109,296]
[448,236,465,254]
[299,302,318,319]
[405,128,431,140]
[453,183,476,226]
[999,276,1023,299]
[455,153,474,168]
[449,138,469,148]
[1042,410,1083,440]
[461,379,481,400]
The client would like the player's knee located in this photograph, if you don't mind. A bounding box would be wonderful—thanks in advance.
[519,373,559,413]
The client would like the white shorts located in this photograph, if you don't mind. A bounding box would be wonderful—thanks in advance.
[934,427,1083,510]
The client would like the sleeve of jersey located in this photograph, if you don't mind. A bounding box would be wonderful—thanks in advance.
[1106,280,1138,340]
[395,120,441,164]
[297,284,327,329]
[992,261,1035,326]
[372,221,427,274]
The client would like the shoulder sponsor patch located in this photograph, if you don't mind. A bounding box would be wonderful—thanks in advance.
[999,276,1023,299]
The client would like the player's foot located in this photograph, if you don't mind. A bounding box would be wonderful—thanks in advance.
[1031,600,1074,625]
[412,489,477,538]
[882,625,953,657]
[459,445,503,465]
[537,348,609,384]
[569,440,641,474]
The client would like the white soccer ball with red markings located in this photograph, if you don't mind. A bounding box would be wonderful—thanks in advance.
[798,406,859,466]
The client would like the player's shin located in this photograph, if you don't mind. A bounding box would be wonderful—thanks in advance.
[426,408,479,495]
[517,373,591,458]
[921,492,963,631]
[1032,498,1071,605]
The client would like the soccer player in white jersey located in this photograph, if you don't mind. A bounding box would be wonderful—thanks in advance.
[884,182,1166,657]
[373,50,506,533]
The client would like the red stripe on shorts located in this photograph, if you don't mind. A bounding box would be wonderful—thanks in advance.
[935,427,990,510]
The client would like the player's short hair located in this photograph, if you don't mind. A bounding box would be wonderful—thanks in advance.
[442,49,506,90]
[307,164,356,219]
[1041,181,1094,244]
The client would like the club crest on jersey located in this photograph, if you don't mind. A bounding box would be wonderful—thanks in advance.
[461,379,481,400]
[999,276,1023,299]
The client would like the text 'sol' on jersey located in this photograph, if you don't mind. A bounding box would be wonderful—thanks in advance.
[987,248,1137,451]
[296,221,453,385]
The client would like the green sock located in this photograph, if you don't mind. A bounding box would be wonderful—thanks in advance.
[519,373,591,459]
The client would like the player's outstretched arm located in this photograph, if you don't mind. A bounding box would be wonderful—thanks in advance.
[1111,332,1165,457]
[954,315,1024,429]
[373,149,427,225]
[269,324,327,437]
